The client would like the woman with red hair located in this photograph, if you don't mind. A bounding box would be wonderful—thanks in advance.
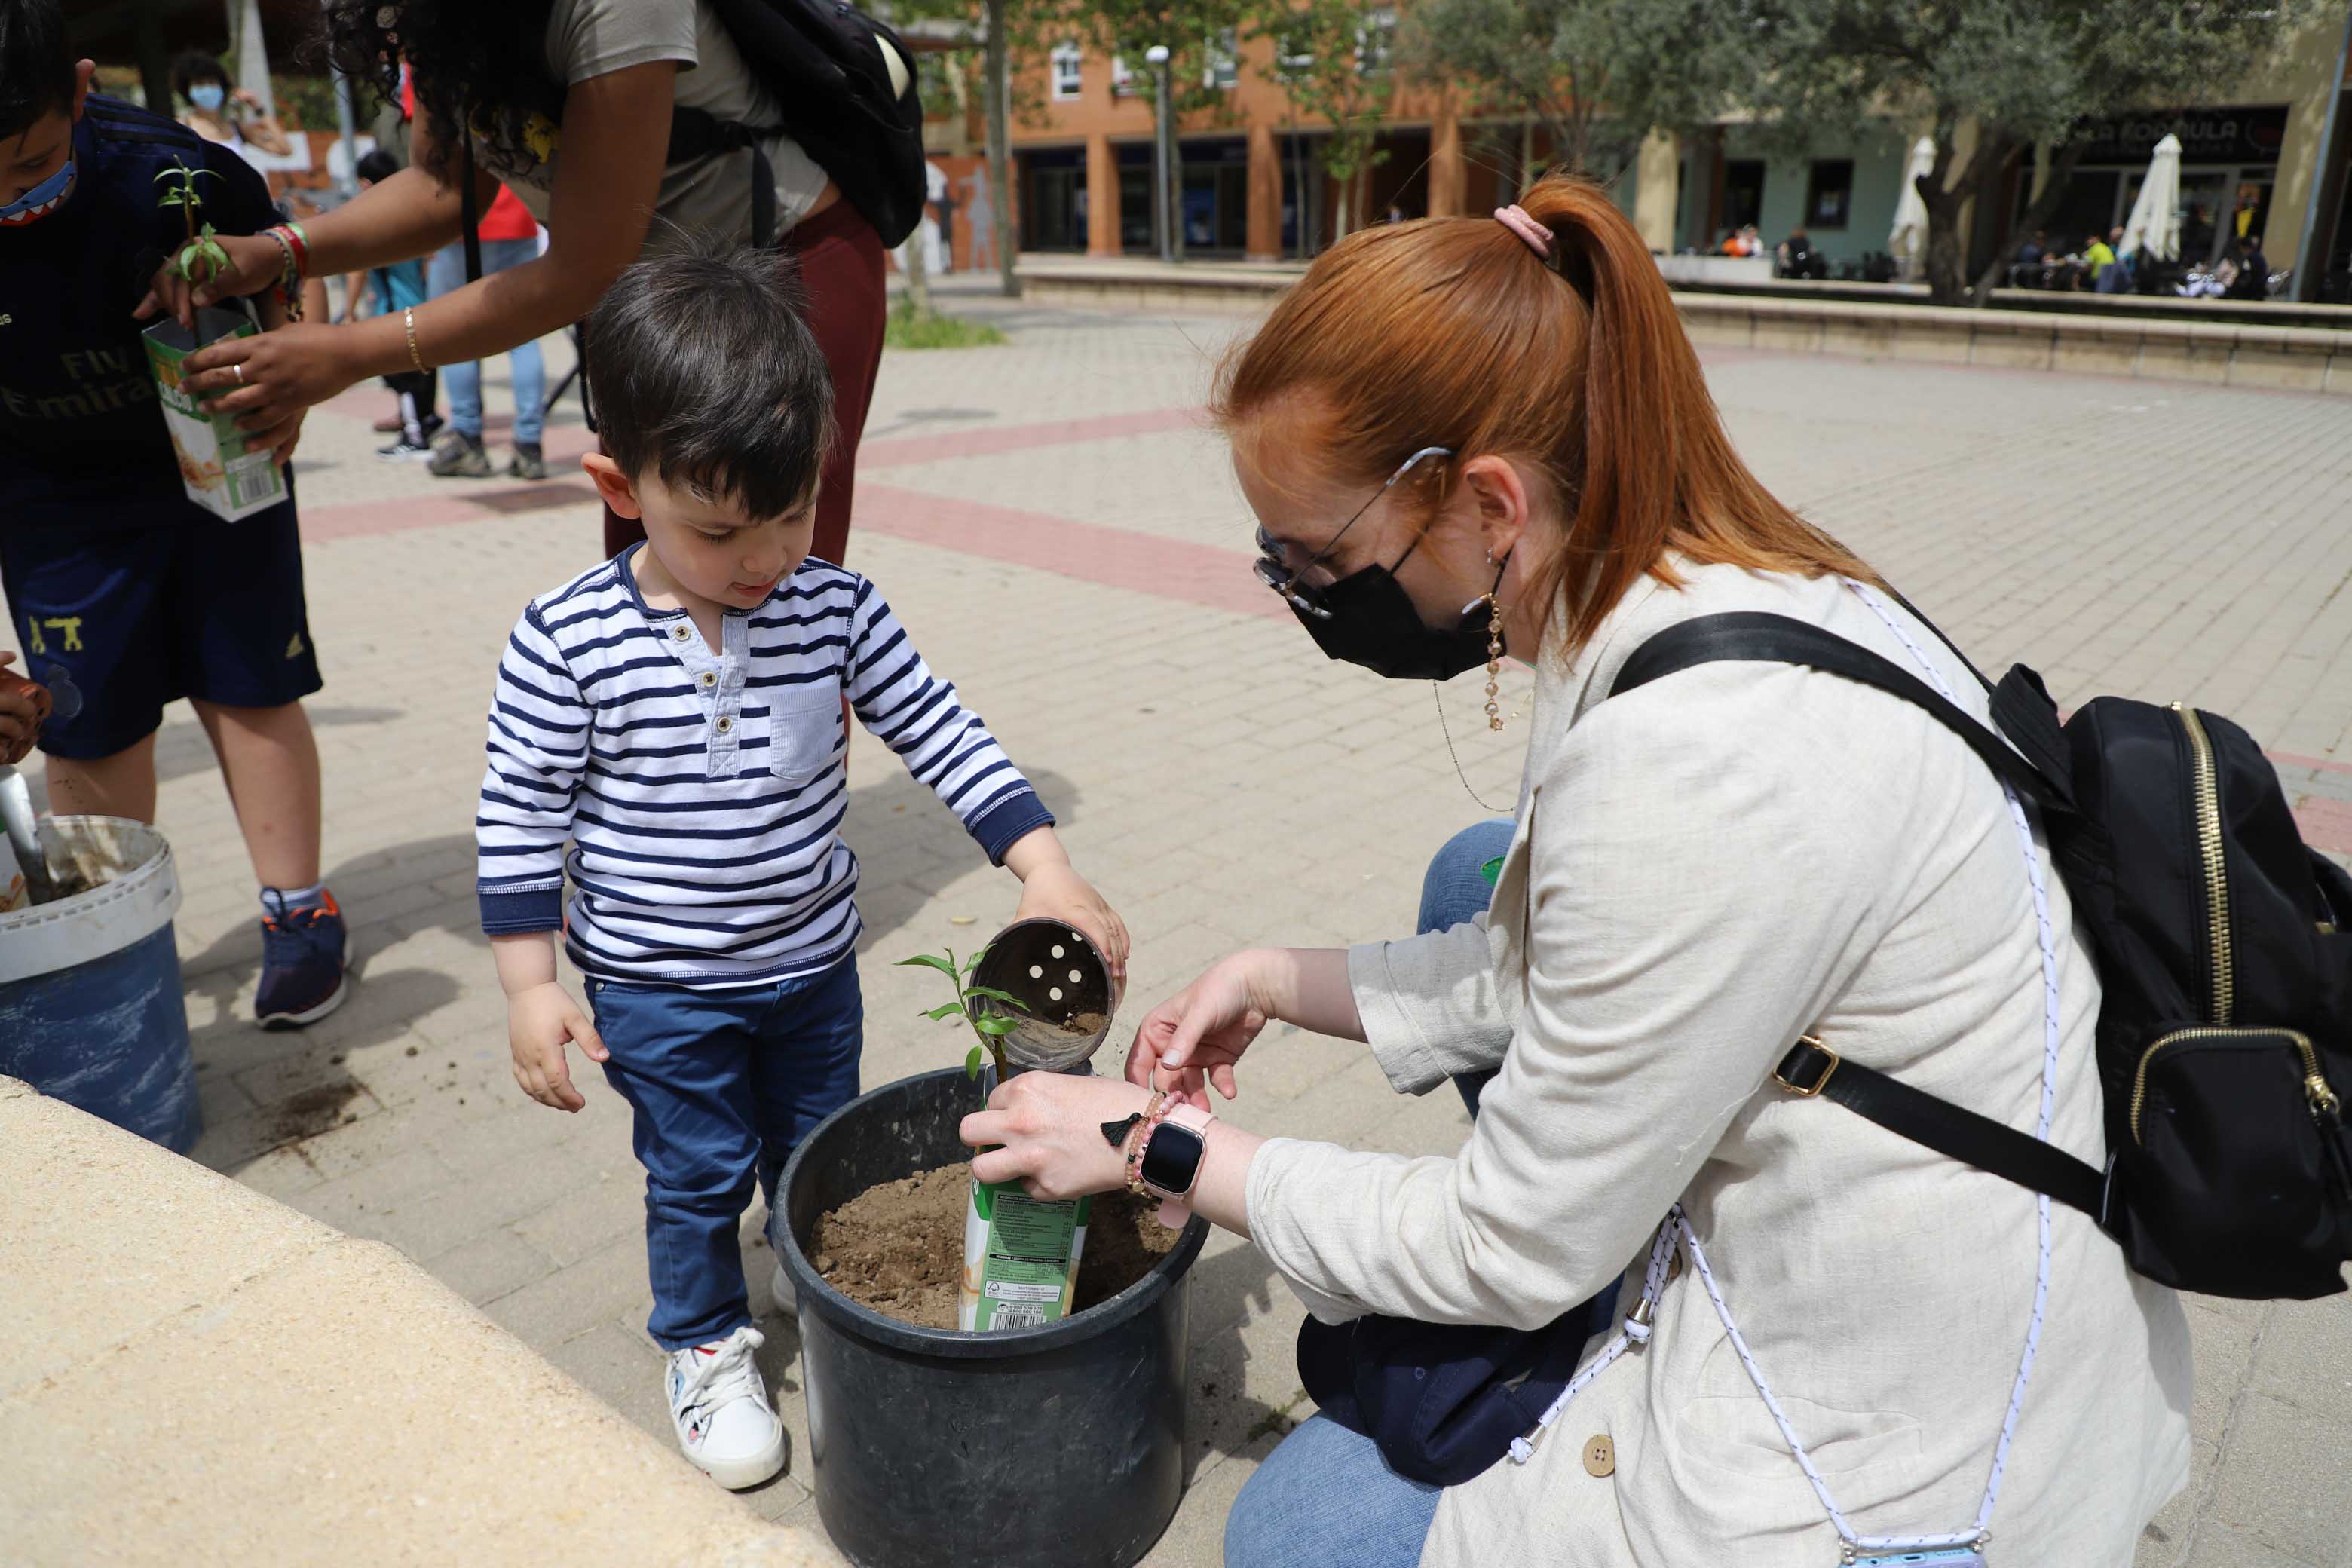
[961,177,2190,1566]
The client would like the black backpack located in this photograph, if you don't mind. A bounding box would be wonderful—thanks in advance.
[1612,608,2352,1300]
[670,0,929,249]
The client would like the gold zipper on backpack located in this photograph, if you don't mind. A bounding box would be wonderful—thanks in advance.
[2131,1027,2340,1144]
[2170,703,2233,1024]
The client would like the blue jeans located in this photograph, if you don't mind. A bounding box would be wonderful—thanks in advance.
[425,239,547,446]
[1419,817,1516,1115]
[587,956,864,1349]
[1227,819,1521,1565]
[1227,1416,1443,1568]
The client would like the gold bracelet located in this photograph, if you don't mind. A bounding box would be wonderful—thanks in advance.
[403,306,426,374]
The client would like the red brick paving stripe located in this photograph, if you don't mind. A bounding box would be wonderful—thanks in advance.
[855,482,1281,623]
[2271,749,2352,779]
[857,407,1204,470]
[2295,797,2352,855]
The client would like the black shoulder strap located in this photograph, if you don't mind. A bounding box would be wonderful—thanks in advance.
[1610,610,2109,1225]
[1609,611,2068,813]
[667,106,780,248]
[1772,1040,2109,1220]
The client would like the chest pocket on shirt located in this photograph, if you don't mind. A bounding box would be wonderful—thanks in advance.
[764,685,843,786]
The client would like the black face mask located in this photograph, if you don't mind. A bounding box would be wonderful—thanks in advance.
[1289,554,1509,681]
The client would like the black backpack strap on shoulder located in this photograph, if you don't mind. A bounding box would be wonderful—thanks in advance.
[668,106,780,248]
[1609,611,2069,814]
[1878,583,1995,694]
[1775,1040,2109,1220]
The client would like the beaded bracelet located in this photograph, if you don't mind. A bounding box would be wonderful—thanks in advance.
[1121,1089,1168,1197]
[259,225,304,321]
[402,306,426,374]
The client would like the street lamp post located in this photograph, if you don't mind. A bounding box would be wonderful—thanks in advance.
[1146,45,1173,264]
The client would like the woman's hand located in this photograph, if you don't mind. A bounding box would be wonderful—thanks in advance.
[136,231,284,329]
[179,323,362,433]
[1126,950,1283,1108]
[961,1068,1150,1200]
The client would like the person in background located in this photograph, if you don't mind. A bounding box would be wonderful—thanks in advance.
[1,5,351,1027]
[2083,229,2118,291]
[354,149,440,459]
[1775,225,1822,279]
[424,180,549,480]
[2095,223,2131,294]
[172,51,291,162]
[2224,233,2271,301]
[144,0,894,580]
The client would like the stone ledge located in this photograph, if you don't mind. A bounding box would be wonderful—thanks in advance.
[0,1078,839,1568]
[1017,263,2352,394]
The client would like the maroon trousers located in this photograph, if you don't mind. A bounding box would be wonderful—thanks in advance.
[600,198,889,565]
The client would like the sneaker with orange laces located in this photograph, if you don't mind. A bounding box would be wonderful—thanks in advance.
[256,887,352,1028]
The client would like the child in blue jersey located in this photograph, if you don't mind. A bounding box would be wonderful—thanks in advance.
[0,1,350,1026]
[475,241,1129,1492]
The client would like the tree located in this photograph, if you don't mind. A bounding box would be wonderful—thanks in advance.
[1686,0,2313,305]
[1080,0,1253,256]
[1248,0,1397,243]
[1395,0,1649,190]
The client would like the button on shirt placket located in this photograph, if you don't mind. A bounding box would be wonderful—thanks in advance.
[666,617,750,778]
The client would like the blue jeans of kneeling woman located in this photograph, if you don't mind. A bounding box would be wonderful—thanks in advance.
[1226,819,1514,1568]
[587,955,865,1350]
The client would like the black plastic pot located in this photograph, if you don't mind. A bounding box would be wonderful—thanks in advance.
[779,1068,1208,1568]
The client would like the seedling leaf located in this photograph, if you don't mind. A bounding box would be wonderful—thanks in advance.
[965,1044,985,1079]
[921,1001,965,1021]
[895,953,959,982]
[973,1013,1018,1038]
[963,986,1031,1012]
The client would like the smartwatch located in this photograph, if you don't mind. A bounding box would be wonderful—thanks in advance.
[1139,1102,1214,1225]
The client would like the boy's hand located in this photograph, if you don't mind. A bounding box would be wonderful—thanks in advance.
[1014,862,1130,982]
[507,982,608,1113]
[0,654,50,767]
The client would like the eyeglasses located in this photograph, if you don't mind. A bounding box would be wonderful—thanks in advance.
[1252,446,1453,620]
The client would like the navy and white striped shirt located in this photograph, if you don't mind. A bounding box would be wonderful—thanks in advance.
[476,547,1053,988]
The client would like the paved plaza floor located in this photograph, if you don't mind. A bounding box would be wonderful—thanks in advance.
[19,276,2352,1566]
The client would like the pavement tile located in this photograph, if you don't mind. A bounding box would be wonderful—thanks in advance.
[24,278,2347,1565]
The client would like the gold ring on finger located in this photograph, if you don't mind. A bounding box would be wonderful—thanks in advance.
[233,362,246,384]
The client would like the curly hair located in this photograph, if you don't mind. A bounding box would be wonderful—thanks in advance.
[320,1,565,184]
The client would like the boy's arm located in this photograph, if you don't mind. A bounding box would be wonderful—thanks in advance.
[843,580,1129,975]
[478,606,606,1112]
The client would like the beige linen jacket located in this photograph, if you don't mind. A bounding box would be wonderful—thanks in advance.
[1246,562,2191,1567]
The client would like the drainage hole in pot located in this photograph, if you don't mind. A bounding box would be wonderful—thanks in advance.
[806,1160,1180,1330]
[1030,965,1043,978]
[1049,987,1063,1001]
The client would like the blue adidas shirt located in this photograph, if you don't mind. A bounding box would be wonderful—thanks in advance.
[0,96,282,526]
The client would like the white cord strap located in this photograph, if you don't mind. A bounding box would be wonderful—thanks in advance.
[1514,584,2066,1563]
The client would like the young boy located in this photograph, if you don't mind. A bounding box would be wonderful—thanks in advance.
[476,243,1126,1491]
[0,0,349,1025]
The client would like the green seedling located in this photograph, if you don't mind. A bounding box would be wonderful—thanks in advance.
[154,158,232,289]
[898,945,1029,1080]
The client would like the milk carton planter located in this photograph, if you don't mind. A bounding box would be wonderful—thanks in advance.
[776,1067,1206,1568]
[138,158,287,522]
[141,305,287,522]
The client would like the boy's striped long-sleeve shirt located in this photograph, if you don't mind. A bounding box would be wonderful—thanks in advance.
[476,550,1053,987]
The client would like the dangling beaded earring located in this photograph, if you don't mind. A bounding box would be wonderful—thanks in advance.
[1483,593,1506,731]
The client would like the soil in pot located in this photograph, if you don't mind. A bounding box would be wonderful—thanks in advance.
[807,1160,1180,1329]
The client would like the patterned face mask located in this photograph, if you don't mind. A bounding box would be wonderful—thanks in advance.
[0,159,76,229]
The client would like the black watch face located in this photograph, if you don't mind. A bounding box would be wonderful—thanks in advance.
[1140,1123,1205,1196]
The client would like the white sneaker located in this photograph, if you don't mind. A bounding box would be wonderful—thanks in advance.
[769,1260,798,1318]
[664,1325,784,1489]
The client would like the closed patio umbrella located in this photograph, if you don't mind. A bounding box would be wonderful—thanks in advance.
[1888,136,1934,279]
[2118,133,2183,263]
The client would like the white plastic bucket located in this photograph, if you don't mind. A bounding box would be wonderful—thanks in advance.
[0,817,196,1150]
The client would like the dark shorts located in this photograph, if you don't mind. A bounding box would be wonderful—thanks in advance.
[0,494,322,760]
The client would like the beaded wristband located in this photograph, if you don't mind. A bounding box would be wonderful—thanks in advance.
[403,306,426,373]
[259,227,303,321]
[1121,1089,1167,1196]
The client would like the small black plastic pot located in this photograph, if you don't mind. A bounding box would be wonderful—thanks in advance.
[779,1067,1208,1568]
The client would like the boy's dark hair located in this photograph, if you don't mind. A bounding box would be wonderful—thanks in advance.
[586,240,835,523]
[170,51,231,106]
[0,0,74,145]
[356,149,401,185]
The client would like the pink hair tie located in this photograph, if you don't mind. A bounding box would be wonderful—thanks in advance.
[1494,204,1554,259]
